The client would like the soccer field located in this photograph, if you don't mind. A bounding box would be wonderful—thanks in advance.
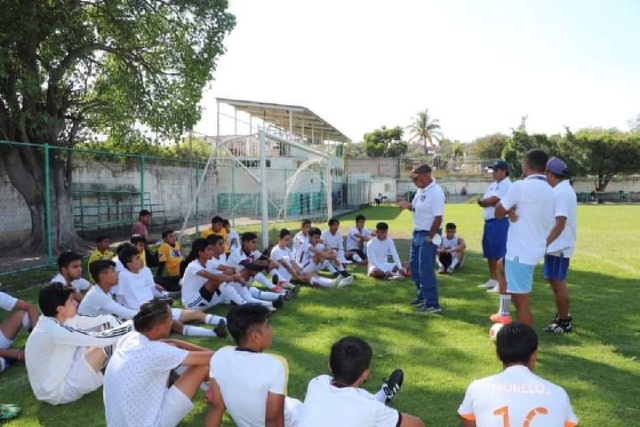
[1,204,639,426]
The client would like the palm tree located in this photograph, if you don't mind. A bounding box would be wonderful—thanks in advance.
[407,109,443,156]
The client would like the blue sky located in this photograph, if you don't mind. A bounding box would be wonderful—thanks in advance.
[194,0,640,142]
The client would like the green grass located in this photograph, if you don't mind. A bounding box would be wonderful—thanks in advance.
[1,204,639,426]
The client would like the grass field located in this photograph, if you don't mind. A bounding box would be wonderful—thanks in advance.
[1,204,639,426]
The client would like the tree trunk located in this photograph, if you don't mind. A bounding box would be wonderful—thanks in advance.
[0,145,79,254]
[595,175,610,192]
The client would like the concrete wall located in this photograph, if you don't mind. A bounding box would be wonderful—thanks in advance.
[347,157,399,178]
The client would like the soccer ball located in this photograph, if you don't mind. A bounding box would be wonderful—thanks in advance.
[489,323,504,342]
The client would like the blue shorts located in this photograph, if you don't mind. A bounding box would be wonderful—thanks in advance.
[543,255,570,281]
[505,259,535,294]
[482,219,509,260]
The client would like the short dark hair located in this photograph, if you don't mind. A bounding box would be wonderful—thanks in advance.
[207,234,223,245]
[496,323,538,365]
[130,234,147,245]
[90,259,116,283]
[211,215,224,224]
[227,304,271,346]
[161,229,174,239]
[301,219,311,227]
[446,222,457,230]
[411,164,432,175]
[524,149,549,174]
[115,242,134,256]
[134,299,172,332]
[242,232,258,243]
[39,282,75,317]
[119,246,140,269]
[328,218,340,226]
[355,215,366,222]
[309,227,322,237]
[222,219,231,227]
[57,251,82,270]
[95,235,109,244]
[375,222,389,231]
[138,209,152,218]
[329,336,373,385]
[279,229,291,239]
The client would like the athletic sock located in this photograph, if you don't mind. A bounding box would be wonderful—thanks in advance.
[182,325,216,338]
[249,287,280,301]
[450,257,459,269]
[310,276,336,288]
[353,254,363,263]
[204,314,225,325]
[254,272,275,289]
[374,387,387,403]
[499,295,511,316]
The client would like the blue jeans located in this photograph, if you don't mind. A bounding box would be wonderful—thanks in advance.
[409,230,440,308]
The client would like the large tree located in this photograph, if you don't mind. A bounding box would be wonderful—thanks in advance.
[0,0,235,251]
[407,109,442,155]
[470,133,509,161]
[363,126,408,157]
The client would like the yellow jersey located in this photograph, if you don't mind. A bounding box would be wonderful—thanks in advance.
[157,242,184,277]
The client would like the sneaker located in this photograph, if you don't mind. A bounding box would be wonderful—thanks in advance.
[339,271,351,278]
[486,285,499,293]
[410,298,425,307]
[337,275,353,288]
[477,280,497,289]
[544,318,573,334]
[381,369,404,403]
[416,305,442,314]
[489,313,512,324]
[437,267,446,274]
[271,285,286,294]
[446,267,454,274]
[266,305,277,312]
[272,296,284,309]
[0,403,22,421]
[213,320,228,338]
[280,281,297,290]
[287,286,300,299]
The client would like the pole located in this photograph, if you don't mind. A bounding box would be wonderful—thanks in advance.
[326,157,332,219]
[139,155,146,209]
[195,161,200,232]
[259,130,269,248]
[43,144,53,264]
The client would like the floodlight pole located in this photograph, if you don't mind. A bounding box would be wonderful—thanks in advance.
[259,129,269,248]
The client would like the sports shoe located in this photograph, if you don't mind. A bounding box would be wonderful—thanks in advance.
[477,279,497,289]
[213,319,228,338]
[416,305,442,314]
[381,369,404,403]
[339,271,351,278]
[486,285,499,293]
[437,267,446,274]
[273,296,284,309]
[410,298,425,307]
[280,281,297,290]
[543,321,573,333]
[0,403,22,421]
[490,313,512,324]
[337,275,353,288]
[446,267,454,274]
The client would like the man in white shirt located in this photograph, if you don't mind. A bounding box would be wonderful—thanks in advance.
[0,291,39,371]
[494,149,555,327]
[367,222,406,280]
[78,259,138,320]
[292,219,312,260]
[298,336,423,427]
[25,282,132,405]
[398,164,445,314]
[51,251,92,302]
[321,218,350,265]
[437,222,466,274]
[345,215,372,266]
[270,229,303,288]
[458,323,578,427]
[543,158,577,334]
[477,160,512,291]
[104,299,213,427]
[206,304,303,427]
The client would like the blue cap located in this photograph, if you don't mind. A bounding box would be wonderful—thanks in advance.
[490,160,510,172]
[546,157,569,177]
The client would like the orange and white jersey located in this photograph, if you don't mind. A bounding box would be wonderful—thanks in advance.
[458,365,578,427]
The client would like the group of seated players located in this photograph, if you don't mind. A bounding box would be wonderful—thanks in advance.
[0,213,578,427]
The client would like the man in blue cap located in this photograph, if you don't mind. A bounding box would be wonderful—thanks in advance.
[477,160,512,293]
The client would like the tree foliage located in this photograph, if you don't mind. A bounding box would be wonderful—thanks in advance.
[470,133,509,160]
[407,109,442,155]
[363,126,408,157]
[0,0,235,250]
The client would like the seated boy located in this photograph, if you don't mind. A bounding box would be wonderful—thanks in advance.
[345,215,372,266]
[270,229,304,289]
[298,336,423,427]
[437,222,466,274]
[78,260,138,321]
[321,218,350,265]
[25,282,132,405]
[297,228,352,288]
[52,251,92,302]
[155,229,184,292]
[223,219,240,253]
[206,304,303,427]
[87,235,114,280]
[367,222,407,280]
[201,215,229,254]
[0,291,39,371]
[292,219,312,260]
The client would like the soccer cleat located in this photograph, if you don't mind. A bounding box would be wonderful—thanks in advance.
[0,403,22,422]
[410,298,425,307]
[478,280,497,289]
[486,285,499,293]
[273,296,284,309]
[339,271,351,278]
[490,313,512,324]
[544,315,573,334]
[416,305,442,314]
[337,275,354,288]
[287,286,300,299]
[381,369,404,403]
[213,319,228,338]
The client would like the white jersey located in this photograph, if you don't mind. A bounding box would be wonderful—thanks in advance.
[346,227,372,251]
[547,180,577,258]
[209,346,289,427]
[78,286,137,320]
[25,315,131,404]
[228,230,240,252]
[297,242,324,267]
[298,374,400,427]
[500,175,555,265]
[271,245,296,281]
[321,230,345,252]
[458,365,578,427]
[51,273,92,292]
[227,247,264,272]
[182,259,214,307]
[366,237,402,271]
[441,236,461,255]
[104,332,188,427]
[411,180,445,231]
[482,178,513,220]
[292,231,309,258]
[0,291,18,311]
[116,267,163,311]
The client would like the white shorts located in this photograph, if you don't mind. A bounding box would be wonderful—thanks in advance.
[170,308,182,321]
[0,330,13,350]
[368,263,397,275]
[285,396,303,427]
[158,384,195,427]
[301,261,322,274]
[60,348,104,404]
